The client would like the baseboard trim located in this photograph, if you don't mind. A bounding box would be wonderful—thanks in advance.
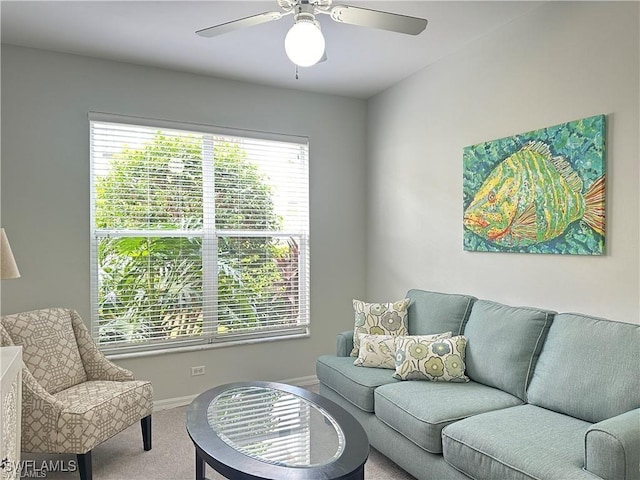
[153,375,319,411]
[284,374,319,388]
[154,395,198,411]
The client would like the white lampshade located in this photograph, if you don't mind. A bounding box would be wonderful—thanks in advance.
[1,228,20,279]
[285,19,325,67]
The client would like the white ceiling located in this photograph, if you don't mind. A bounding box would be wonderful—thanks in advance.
[0,1,543,99]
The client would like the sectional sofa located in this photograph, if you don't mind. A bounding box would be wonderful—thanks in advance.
[316,289,640,480]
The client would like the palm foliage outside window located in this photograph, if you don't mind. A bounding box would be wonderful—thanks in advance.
[90,114,309,353]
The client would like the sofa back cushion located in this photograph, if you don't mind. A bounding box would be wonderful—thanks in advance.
[1,308,88,394]
[527,313,640,423]
[406,289,476,336]
[463,300,554,401]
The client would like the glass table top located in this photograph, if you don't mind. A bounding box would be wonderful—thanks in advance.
[206,385,346,468]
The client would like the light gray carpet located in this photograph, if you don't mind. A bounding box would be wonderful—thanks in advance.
[22,405,416,480]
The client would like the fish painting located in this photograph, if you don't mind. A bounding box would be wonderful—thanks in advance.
[463,115,605,255]
[464,141,604,248]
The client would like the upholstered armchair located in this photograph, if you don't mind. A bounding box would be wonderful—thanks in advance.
[0,308,153,480]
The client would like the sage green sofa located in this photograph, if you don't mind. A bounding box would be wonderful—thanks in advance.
[316,289,640,480]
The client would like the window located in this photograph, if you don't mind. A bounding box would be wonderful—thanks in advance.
[89,113,309,354]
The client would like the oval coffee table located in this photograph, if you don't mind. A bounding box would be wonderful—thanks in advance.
[186,381,369,480]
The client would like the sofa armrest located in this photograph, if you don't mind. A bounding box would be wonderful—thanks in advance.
[585,408,640,480]
[70,310,135,381]
[336,330,354,357]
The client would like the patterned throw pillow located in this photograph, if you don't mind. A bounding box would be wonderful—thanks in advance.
[351,298,410,357]
[393,335,469,382]
[353,334,397,369]
[354,332,452,369]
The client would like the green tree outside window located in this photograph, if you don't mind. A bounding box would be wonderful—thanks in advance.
[95,133,300,345]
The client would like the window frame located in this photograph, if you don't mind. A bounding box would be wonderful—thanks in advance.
[89,112,310,356]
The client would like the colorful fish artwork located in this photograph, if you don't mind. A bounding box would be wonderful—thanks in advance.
[463,115,605,255]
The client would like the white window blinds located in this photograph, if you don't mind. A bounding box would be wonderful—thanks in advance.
[89,113,310,353]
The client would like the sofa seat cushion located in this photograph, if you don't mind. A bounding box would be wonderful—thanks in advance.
[442,404,594,480]
[52,380,153,454]
[374,381,522,454]
[316,355,398,412]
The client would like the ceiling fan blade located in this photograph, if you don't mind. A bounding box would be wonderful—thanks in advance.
[329,5,427,35]
[196,11,283,38]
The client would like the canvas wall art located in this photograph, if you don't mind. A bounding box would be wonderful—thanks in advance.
[463,114,605,255]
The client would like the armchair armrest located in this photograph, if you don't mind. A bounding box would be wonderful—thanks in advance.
[585,408,640,480]
[20,366,65,453]
[0,323,14,346]
[69,310,134,381]
[336,330,354,357]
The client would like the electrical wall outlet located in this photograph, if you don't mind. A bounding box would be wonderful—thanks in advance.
[191,365,205,376]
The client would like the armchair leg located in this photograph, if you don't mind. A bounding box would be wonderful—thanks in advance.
[77,451,92,480]
[141,415,152,451]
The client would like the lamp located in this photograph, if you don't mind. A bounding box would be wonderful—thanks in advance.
[1,228,20,279]
[284,13,325,67]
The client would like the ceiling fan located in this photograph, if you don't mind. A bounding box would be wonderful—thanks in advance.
[196,0,428,68]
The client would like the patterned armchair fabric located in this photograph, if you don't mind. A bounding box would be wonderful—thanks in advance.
[0,308,153,480]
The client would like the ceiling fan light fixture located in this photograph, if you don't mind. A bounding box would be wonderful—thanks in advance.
[284,18,325,67]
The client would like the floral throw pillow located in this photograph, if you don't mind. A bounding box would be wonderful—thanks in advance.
[351,298,410,357]
[393,335,469,382]
[354,332,452,369]
[353,334,397,369]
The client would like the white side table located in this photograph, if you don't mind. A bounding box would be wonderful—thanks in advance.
[0,347,22,480]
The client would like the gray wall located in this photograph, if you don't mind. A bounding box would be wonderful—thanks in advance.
[366,2,640,323]
[0,46,367,401]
